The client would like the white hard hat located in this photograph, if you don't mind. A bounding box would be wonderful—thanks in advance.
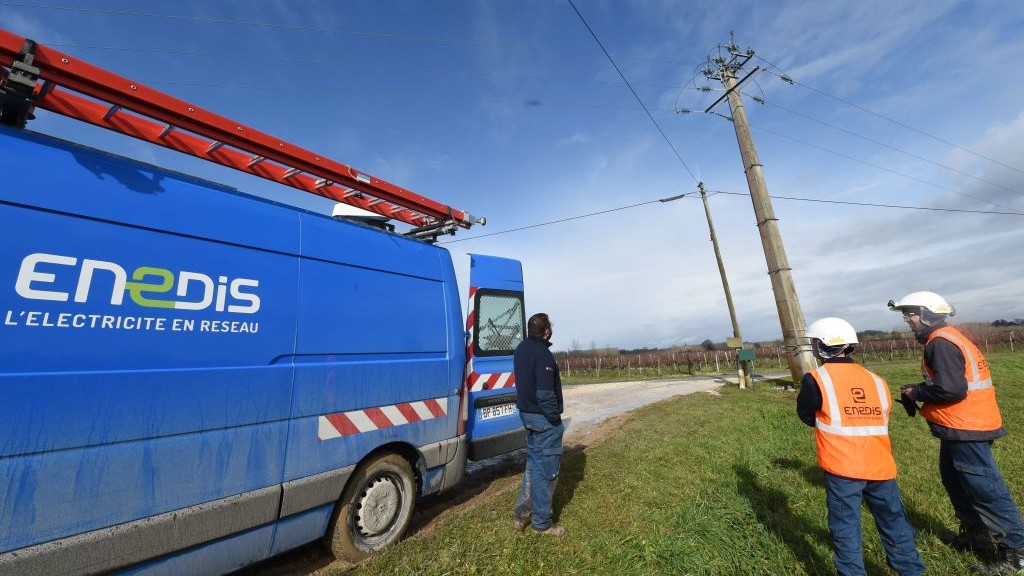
[887,291,955,316]
[806,317,859,347]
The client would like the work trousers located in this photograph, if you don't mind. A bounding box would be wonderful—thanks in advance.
[939,440,1024,549]
[823,472,925,576]
[514,411,564,531]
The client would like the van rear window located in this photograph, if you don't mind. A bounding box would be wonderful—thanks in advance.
[474,290,525,356]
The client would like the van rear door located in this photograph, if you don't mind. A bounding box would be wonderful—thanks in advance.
[463,254,526,460]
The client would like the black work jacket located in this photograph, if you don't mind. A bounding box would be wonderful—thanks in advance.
[514,336,563,424]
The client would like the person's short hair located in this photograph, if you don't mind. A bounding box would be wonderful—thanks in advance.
[527,313,551,338]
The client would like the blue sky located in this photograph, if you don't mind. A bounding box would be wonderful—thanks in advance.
[5,0,1024,351]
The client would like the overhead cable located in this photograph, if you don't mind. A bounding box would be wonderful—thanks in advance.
[565,0,699,184]
[739,119,1018,212]
[440,190,1024,244]
[756,57,1024,176]
[761,99,1024,199]
[440,197,677,244]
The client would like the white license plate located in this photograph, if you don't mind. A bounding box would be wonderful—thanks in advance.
[479,403,517,420]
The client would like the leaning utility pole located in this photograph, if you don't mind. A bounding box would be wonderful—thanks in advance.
[698,182,753,389]
[703,43,815,384]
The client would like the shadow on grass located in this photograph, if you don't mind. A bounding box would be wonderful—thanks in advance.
[735,464,893,576]
[902,496,955,547]
[773,457,824,488]
[554,444,587,520]
[772,457,951,544]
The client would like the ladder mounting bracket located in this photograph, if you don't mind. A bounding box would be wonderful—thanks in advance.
[0,38,39,128]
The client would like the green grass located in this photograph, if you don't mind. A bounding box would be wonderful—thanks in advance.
[343,352,1024,575]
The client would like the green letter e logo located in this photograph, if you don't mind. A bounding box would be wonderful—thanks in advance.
[126,267,175,308]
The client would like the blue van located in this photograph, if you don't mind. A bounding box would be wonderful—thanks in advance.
[0,125,527,574]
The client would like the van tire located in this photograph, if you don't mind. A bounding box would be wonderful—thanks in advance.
[326,453,416,561]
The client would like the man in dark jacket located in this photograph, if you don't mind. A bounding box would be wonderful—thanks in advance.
[512,312,566,536]
[890,291,1024,575]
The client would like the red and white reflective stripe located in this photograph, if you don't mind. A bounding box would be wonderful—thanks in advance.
[467,370,515,392]
[464,286,516,392]
[317,397,448,441]
[464,286,478,382]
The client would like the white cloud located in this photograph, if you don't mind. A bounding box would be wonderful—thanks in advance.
[558,132,591,147]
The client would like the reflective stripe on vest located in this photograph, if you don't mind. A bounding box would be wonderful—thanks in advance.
[920,326,1001,431]
[925,328,992,391]
[812,363,897,480]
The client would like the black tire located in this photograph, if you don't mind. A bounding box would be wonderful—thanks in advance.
[325,453,416,561]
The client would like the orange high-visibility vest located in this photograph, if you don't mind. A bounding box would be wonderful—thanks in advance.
[920,326,1002,432]
[811,363,897,480]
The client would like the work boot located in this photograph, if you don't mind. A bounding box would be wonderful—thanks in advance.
[513,513,531,532]
[941,525,996,557]
[533,524,567,537]
[971,546,1024,575]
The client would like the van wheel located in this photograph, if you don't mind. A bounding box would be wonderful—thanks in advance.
[326,453,416,561]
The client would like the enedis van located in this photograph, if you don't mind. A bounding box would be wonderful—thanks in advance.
[0,29,527,576]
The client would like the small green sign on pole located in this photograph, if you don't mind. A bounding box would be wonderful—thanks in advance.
[737,347,756,362]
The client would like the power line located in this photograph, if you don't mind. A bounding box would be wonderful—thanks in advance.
[759,98,1024,199]
[565,0,699,184]
[441,189,1024,244]
[736,118,1019,212]
[755,57,1024,176]
[439,196,678,244]
[708,190,1024,216]
[1,1,700,66]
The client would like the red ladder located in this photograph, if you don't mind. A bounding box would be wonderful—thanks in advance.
[0,29,483,232]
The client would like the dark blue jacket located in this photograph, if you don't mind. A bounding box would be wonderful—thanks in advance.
[514,336,563,424]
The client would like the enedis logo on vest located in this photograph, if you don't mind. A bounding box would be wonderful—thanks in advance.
[842,386,882,417]
[5,252,261,335]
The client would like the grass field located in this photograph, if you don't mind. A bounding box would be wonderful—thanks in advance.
[343,352,1024,575]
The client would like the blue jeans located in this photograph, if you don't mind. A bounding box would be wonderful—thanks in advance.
[939,440,1024,549]
[514,412,564,530]
[823,473,925,576]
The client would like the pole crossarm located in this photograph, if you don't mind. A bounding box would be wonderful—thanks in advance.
[0,29,482,231]
[704,66,760,114]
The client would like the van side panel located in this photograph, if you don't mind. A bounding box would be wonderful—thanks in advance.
[283,215,457,482]
[0,128,300,556]
[0,124,480,570]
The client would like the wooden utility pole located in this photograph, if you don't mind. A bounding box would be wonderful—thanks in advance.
[698,182,753,388]
[705,45,815,384]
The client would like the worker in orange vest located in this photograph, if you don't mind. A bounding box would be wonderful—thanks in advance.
[890,291,1024,575]
[797,317,925,576]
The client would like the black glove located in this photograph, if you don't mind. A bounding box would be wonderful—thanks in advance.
[898,393,918,417]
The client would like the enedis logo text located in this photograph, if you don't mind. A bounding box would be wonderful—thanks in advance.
[15,253,260,313]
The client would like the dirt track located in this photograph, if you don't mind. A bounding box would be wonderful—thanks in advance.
[234,374,748,575]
